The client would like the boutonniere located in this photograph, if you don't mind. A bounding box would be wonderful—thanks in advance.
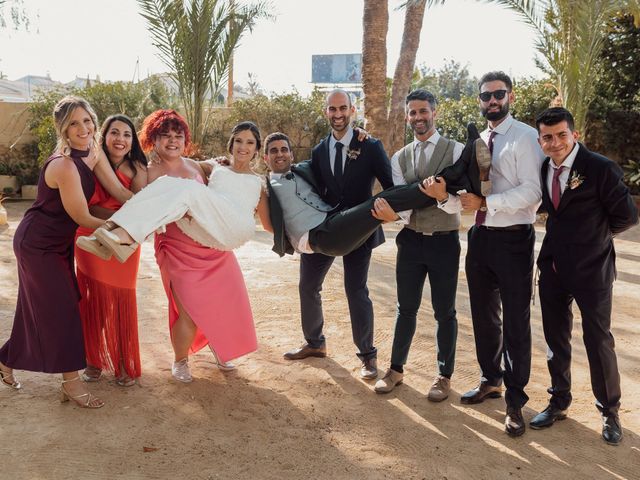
[567,171,585,190]
[347,147,361,161]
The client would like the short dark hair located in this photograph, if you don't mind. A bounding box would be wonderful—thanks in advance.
[264,132,291,154]
[478,71,513,92]
[535,107,575,132]
[227,121,261,154]
[405,89,437,109]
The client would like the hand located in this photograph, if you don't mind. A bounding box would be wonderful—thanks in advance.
[354,127,371,142]
[370,198,398,223]
[420,176,448,201]
[211,155,231,166]
[460,192,484,211]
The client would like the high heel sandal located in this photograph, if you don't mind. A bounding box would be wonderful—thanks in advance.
[81,365,102,382]
[60,375,104,409]
[94,227,138,263]
[211,349,236,372]
[76,235,113,261]
[0,367,21,390]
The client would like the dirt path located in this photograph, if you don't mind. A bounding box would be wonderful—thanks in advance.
[1,199,639,479]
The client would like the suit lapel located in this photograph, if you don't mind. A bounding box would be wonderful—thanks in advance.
[319,135,340,194]
[556,144,586,214]
[541,158,553,211]
[341,135,364,187]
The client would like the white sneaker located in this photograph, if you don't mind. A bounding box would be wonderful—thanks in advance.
[172,358,192,383]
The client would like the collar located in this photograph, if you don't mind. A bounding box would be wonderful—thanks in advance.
[549,142,579,171]
[412,130,441,150]
[330,126,354,150]
[491,113,514,136]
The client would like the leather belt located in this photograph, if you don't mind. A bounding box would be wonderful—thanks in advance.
[479,224,530,231]
[424,230,457,236]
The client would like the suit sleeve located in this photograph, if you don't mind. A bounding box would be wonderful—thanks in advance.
[310,146,324,190]
[370,139,394,190]
[599,161,639,235]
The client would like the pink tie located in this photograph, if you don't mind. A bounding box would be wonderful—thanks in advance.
[475,130,496,226]
[551,166,566,210]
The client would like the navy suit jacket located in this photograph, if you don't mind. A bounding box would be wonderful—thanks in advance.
[310,133,393,250]
[537,143,638,291]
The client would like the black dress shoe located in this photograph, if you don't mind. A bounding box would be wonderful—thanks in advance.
[505,407,526,437]
[602,415,623,445]
[460,382,502,405]
[530,405,568,430]
[437,123,481,196]
[283,343,327,360]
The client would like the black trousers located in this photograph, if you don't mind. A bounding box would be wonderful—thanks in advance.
[391,229,460,376]
[299,244,375,360]
[309,183,434,257]
[465,225,535,409]
[538,263,620,416]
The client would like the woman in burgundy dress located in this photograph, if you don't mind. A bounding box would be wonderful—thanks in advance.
[0,96,132,408]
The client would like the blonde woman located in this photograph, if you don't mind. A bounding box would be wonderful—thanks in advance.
[0,96,131,408]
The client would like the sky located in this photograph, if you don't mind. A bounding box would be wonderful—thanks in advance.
[0,0,541,95]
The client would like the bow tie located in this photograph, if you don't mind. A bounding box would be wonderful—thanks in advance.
[284,172,294,180]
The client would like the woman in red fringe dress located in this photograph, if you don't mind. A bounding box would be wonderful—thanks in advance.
[75,115,148,386]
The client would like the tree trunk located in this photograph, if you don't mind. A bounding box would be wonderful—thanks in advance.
[361,0,389,143]
[386,0,427,155]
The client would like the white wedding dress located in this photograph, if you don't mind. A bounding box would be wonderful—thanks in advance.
[109,163,262,251]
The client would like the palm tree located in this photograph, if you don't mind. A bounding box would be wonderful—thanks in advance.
[488,0,640,134]
[362,0,444,154]
[137,0,270,145]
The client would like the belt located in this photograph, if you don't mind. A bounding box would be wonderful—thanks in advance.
[407,229,457,236]
[479,224,530,231]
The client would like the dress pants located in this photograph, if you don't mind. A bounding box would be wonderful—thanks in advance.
[538,263,620,416]
[299,243,376,360]
[465,225,535,408]
[391,229,460,377]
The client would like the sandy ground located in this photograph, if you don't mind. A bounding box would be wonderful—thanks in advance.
[1,199,639,480]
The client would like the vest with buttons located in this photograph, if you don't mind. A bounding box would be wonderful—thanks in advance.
[398,136,460,234]
[269,173,333,250]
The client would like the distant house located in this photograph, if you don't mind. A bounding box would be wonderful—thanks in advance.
[12,74,62,100]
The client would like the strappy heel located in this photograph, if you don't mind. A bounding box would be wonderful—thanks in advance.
[0,366,21,390]
[60,375,104,409]
[94,227,138,263]
[211,349,236,371]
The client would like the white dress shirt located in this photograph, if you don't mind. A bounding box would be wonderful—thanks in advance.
[479,114,544,226]
[546,143,578,197]
[390,131,464,223]
[328,126,354,175]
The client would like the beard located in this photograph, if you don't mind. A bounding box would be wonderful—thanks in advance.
[481,102,510,121]
[410,119,433,136]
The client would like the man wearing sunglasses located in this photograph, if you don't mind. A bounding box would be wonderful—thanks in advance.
[459,71,545,438]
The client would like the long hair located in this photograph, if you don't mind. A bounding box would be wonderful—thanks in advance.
[227,121,262,155]
[53,95,100,155]
[100,114,147,179]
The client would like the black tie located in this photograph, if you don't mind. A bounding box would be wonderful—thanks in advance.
[334,142,344,185]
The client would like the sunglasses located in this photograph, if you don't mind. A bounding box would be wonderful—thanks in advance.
[479,89,508,102]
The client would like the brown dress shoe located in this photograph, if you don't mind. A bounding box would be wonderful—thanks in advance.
[360,358,378,379]
[460,382,502,404]
[427,375,451,402]
[283,343,327,360]
[374,369,403,393]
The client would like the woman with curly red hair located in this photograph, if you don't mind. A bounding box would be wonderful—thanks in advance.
[79,110,271,382]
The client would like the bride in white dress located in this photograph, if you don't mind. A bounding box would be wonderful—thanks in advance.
[77,123,272,262]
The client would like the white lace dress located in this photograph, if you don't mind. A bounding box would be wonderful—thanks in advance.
[109,164,262,251]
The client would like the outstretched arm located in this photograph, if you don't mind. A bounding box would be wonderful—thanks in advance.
[256,188,273,233]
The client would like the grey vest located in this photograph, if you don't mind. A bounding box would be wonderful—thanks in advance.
[399,137,461,234]
[269,173,333,250]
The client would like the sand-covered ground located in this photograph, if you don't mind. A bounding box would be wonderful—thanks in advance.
[1,199,639,479]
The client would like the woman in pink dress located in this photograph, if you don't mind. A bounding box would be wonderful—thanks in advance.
[106,110,267,383]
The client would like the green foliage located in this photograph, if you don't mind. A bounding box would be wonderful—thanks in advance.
[203,89,329,165]
[137,0,272,145]
[0,143,39,184]
[511,77,558,125]
[28,78,175,165]
[412,60,478,100]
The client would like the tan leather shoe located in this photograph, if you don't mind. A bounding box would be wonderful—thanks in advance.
[76,235,113,261]
[283,343,327,360]
[427,375,451,402]
[374,368,403,393]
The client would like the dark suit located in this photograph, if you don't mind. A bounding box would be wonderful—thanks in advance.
[300,132,393,360]
[537,143,638,416]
